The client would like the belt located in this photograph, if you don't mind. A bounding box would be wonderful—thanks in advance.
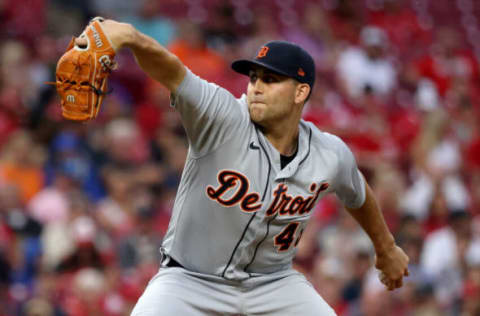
[166,257,184,268]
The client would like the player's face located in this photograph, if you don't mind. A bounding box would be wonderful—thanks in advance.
[246,67,299,127]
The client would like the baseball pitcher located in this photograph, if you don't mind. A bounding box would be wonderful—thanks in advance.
[74,19,409,316]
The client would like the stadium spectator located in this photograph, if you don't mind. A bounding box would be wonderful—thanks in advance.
[336,25,397,100]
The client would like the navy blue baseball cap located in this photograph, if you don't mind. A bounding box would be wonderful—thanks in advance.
[232,41,315,90]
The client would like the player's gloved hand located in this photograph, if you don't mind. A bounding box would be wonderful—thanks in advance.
[51,17,125,121]
[74,17,134,51]
[375,244,409,291]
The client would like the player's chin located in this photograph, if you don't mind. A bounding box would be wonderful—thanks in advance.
[248,106,265,123]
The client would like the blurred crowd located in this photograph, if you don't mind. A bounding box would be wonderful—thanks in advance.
[1,0,480,315]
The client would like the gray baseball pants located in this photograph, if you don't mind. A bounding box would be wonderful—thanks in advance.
[131,267,336,316]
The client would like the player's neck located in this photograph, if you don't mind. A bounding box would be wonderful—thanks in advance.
[264,123,299,156]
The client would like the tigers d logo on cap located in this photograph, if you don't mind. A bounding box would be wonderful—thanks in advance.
[298,68,305,77]
[256,46,269,58]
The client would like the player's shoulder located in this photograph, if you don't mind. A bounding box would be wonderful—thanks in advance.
[301,120,349,152]
[238,93,248,107]
[176,67,249,111]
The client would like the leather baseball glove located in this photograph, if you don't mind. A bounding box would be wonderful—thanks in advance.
[52,18,116,121]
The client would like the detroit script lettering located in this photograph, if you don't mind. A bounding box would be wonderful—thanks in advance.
[206,170,328,216]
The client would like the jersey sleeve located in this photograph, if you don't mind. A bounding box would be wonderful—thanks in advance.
[170,68,249,157]
[331,135,366,209]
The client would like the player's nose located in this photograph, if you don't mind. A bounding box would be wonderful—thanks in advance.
[252,78,264,94]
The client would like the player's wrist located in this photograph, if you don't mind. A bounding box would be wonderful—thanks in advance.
[122,24,142,50]
[373,234,395,255]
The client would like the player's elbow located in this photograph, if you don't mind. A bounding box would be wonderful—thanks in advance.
[162,54,186,93]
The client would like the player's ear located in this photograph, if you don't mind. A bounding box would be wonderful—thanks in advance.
[295,83,310,104]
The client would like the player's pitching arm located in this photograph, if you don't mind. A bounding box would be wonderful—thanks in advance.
[346,181,409,291]
[74,19,186,93]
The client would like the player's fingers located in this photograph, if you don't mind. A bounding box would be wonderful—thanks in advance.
[387,279,396,291]
[379,271,404,291]
[394,277,403,289]
[380,278,388,287]
[379,272,387,284]
[379,273,393,291]
[74,36,88,48]
[90,16,105,24]
[75,17,104,49]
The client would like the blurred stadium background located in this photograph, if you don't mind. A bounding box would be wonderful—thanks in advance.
[1,0,480,315]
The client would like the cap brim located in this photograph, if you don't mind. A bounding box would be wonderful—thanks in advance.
[231,59,290,78]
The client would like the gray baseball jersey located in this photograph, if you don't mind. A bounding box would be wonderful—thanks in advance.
[161,68,366,281]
